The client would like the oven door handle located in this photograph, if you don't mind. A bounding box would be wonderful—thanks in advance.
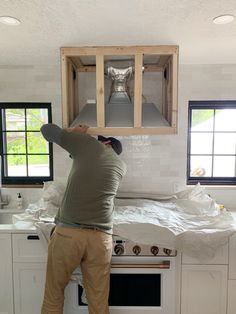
[111,261,170,269]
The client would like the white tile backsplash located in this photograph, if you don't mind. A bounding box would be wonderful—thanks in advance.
[1,63,236,209]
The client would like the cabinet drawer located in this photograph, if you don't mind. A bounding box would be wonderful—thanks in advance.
[182,243,228,265]
[12,233,47,262]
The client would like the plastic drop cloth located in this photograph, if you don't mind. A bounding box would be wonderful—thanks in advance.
[12,180,64,228]
[113,184,235,261]
[12,181,236,261]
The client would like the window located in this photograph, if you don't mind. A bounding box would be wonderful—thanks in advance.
[187,101,236,185]
[0,103,53,185]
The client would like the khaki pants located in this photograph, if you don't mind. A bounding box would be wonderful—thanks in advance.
[41,226,112,314]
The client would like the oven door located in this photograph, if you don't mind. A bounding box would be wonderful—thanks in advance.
[64,260,176,314]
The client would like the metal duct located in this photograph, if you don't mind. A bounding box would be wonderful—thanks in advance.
[106,66,134,104]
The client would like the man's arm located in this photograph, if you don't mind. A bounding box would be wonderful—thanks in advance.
[40,124,89,144]
[65,125,89,134]
[40,123,90,156]
[40,124,63,145]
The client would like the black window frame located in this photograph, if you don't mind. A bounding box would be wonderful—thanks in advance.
[0,102,53,185]
[187,100,236,185]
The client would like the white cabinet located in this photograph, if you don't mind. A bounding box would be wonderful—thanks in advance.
[181,245,229,314]
[0,233,14,314]
[13,263,46,314]
[227,233,236,314]
[181,265,228,314]
[227,280,236,314]
[12,233,47,263]
[182,243,228,265]
[229,233,236,279]
[12,233,47,314]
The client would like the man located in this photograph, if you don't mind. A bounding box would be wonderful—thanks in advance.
[40,123,126,314]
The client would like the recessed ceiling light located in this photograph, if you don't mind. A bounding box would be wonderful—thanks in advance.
[0,16,21,26]
[213,14,235,25]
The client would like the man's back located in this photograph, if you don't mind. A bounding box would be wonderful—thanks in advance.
[54,129,126,231]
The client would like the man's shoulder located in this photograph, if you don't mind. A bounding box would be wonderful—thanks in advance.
[109,151,127,175]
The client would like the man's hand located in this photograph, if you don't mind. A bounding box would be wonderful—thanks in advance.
[66,124,89,134]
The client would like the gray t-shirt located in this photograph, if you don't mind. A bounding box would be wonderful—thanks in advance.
[41,124,126,233]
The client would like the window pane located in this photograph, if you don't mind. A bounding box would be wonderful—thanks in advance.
[191,109,214,131]
[213,156,236,177]
[26,108,48,130]
[188,102,236,184]
[6,132,26,154]
[190,133,213,154]
[0,103,52,185]
[7,155,27,176]
[5,108,25,131]
[215,109,236,131]
[214,133,236,154]
[28,155,50,176]
[27,132,49,154]
[190,156,212,177]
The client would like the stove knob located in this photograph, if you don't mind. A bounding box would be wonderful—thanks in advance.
[133,245,141,255]
[114,244,124,255]
[163,248,172,256]
[150,246,159,256]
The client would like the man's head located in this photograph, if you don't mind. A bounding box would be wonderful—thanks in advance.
[97,135,122,155]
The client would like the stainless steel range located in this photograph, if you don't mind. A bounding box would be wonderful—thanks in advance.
[64,236,180,314]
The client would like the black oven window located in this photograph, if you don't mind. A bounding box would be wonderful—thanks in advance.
[78,273,161,307]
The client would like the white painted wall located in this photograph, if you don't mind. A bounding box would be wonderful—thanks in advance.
[1,63,236,209]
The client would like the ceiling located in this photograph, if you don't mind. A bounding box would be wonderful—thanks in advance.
[1,0,236,66]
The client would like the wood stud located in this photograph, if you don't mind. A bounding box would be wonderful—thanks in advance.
[61,45,178,135]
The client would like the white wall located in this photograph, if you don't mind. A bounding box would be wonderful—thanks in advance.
[1,63,236,209]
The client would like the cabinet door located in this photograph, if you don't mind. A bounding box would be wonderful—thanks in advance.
[0,234,14,314]
[181,265,227,314]
[229,233,236,279]
[13,263,46,314]
[227,280,236,314]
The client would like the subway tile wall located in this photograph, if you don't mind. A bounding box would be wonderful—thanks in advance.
[1,64,236,209]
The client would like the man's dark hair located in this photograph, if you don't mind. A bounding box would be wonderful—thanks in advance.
[97,135,122,155]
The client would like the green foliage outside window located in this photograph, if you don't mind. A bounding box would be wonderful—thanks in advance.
[5,108,48,165]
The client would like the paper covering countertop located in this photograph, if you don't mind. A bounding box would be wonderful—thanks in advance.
[10,182,236,260]
[113,185,235,260]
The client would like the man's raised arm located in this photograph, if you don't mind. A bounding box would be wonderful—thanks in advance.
[40,123,63,145]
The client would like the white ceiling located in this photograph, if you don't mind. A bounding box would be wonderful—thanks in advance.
[1,0,236,66]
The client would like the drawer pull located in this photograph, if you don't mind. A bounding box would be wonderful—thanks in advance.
[27,235,40,240]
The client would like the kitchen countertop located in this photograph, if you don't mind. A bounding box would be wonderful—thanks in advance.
[1,211,236,233]
[0,223,37,233]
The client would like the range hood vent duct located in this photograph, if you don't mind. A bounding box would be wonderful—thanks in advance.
[106,65,134,105]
